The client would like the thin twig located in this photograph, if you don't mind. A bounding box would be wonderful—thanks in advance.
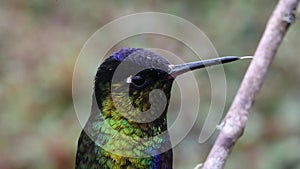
[202,0,299,169]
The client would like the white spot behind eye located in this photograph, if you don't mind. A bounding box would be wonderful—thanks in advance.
[168,64,174,69]
[126,75,132,83]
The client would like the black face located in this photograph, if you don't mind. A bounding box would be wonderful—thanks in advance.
[129,68,172,90]
[128,68,174,111]
[94,52,174,114]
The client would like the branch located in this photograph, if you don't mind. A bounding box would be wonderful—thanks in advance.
[202,0,299,169]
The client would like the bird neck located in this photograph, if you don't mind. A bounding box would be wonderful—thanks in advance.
[99,94,169,137]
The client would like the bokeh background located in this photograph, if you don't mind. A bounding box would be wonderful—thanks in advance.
[1,1,300,169]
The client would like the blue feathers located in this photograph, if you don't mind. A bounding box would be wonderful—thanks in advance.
[113,48,142,61]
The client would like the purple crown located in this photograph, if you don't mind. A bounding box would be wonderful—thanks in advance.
[112,48,142,61]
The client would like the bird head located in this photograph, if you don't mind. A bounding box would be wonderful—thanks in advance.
[79,47,249,159]
[93,48,247,136]
[94,48,174,128]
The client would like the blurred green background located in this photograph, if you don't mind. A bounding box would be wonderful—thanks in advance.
[1,1,300,169]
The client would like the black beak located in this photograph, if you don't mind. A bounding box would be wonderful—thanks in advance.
[169,56,252,77]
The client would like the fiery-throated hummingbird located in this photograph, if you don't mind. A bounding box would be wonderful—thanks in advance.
[75,48,249,169]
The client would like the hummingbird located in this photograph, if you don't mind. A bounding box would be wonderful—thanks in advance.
[75,48,249,169]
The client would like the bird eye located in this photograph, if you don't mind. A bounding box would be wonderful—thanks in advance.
[131,75,146,87]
